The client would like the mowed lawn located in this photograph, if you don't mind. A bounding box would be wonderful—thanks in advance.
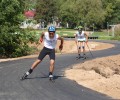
[28,28,113,40]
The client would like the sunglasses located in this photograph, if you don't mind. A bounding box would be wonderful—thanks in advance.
[49,32,55,34]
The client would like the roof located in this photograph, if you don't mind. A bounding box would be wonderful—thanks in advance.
[24,10,35,18]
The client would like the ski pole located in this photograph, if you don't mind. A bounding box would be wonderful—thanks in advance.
[86,42,94,58]
[36,42,41,48]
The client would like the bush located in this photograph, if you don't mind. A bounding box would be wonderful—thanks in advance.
[0,31,38,58]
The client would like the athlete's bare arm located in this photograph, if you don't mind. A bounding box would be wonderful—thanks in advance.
[58,36,64,50]
[39,32,45,43]
[85,32,88,43]
[75,33,78,44]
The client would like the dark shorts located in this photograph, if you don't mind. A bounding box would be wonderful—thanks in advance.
[38,47,55,61]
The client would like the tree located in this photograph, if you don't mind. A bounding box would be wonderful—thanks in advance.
[35,0,57,24]
[77,0,105,27]
[102,0,120,25]
[24,0,37,10]
[0,0,25,34]
[0,0,33,58]
[58,0,105,28]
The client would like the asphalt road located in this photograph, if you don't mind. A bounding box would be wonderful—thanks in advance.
[0,40,120,100]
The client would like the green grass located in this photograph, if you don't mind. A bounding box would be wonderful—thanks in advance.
[89,31,114,40]
[30,28,76,36]
[57,31,75,36]
[57,28,76,36]
[25,28,120,40]
[90,32,107,36]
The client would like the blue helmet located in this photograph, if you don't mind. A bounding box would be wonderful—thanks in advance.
[48,26,56,32]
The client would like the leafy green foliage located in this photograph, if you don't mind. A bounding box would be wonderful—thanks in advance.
[0,0,39,58]
[0,32,27,57]
[24,0,36,10]
[35,0,57,24]
[0,31,40,58]
[26,0,120,29]
[102,0,120,25]
[55,0,106,28]
[0,0,25,34]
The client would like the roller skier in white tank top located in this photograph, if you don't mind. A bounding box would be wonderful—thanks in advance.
[75,26,88,59]
[21,26,64,80]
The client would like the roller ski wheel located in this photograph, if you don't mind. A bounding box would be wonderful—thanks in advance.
[20,73,28,80]
[49,75,55,82]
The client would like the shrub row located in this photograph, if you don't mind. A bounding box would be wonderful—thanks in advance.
[0,30,39,58]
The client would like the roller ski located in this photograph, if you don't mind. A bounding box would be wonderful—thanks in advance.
[76,56,83,60]
[76,54,87,60]
[76,54,83,60]
[20,69,33,80]
[20,73,28,80]
[49,74,55,82]
[82,54,87,60]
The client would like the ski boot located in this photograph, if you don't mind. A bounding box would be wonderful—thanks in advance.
[49,74,53,80]
[76,54,82,59]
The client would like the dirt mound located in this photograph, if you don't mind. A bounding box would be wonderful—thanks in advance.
[65,55,120,99]
[74,56,120,78]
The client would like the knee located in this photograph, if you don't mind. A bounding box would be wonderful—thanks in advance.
[36,59,41,64]
[50,60,55,66]
[78,46,81,49]
[82,46,85,49]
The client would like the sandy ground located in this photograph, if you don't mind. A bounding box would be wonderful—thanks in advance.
[0,40,120,99]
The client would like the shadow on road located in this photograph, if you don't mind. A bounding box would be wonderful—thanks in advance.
[21,75,65,81]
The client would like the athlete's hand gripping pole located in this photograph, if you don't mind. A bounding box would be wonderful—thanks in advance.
[59,44,63,54]
[58,37,64,54]
[36,32,44,48]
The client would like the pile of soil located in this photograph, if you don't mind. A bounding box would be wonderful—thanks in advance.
[64,40,120,99]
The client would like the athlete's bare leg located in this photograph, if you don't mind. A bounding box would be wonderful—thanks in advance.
[31,59,42,70]
[49,59,55,74]
[21,59,41,80]
[82,42,86,54]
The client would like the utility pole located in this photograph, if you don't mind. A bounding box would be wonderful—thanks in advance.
[107,22,109,36]
[42,21,44,31]
[93,23,94,33]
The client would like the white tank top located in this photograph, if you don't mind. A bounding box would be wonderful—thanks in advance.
[44,32,59,49]
[75,31,86,41]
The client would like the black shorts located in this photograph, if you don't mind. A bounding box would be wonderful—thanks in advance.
[38,47,55,61]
